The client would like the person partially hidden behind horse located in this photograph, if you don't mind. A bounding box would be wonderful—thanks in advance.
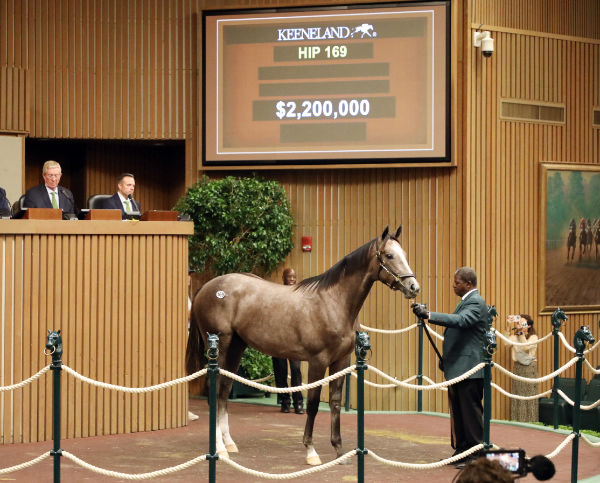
[272,267,305,414]
[412,267,488,469]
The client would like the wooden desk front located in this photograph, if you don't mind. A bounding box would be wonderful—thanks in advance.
[0,220,194,443]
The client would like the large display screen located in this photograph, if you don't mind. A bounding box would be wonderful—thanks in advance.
[203,2,450,167]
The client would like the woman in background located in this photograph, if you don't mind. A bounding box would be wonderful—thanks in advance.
[507,314,538,422]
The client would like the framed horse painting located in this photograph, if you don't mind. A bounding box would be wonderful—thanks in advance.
[540,163,600,312]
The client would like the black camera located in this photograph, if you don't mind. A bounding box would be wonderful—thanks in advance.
[485,449,555,480]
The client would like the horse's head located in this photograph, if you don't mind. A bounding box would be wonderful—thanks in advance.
[374,225,420,299]
[574,326,595,353]
[551,307,568,331]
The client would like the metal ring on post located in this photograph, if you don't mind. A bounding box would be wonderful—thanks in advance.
[44,346,56,356]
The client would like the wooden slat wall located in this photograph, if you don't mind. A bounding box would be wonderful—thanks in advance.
[466,2,600,420]
[0,221,189,443]
[0,65,29,133]
[85,141,186,211]
[1,0,599,423]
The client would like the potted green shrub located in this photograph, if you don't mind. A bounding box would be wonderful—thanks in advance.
[175,175,294,396]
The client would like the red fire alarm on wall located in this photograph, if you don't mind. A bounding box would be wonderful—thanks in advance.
[301,236,312,252]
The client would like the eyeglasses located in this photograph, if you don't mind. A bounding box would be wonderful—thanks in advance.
[45,173,62,178]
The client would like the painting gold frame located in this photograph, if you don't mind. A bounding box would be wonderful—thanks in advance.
[540,163,600,313]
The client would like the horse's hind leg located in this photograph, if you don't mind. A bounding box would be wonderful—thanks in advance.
[328,357,350,464]
[303,364,326,465]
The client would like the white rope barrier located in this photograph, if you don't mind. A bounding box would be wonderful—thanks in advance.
[493,357,579,384]
[557,332,577,353]
[61,366,208,392]
[554,389,600,410]
[350,372,449,391]
[0,453,50,474]
[367,363,485,390]
[546,433,576,459]
[581,434,600,448]
[3,323,600,480]
[62,451,206,480]
[219,365,355,393]
[491,383,552,400]
[366,444,485,469]
[220,450,355,479]
[494,330,553,347]
[585,360,600,374]
[0,365,51,391]
[359,323,418,334]
[253,373,275,383]
[425,324,444,341]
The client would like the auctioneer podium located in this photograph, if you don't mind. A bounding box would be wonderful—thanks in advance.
[0,216,193,443]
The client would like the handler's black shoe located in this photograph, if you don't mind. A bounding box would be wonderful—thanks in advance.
[281,404,290,413]
[294,403,304,414]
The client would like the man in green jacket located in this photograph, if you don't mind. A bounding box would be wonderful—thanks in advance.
[412,267,488,469]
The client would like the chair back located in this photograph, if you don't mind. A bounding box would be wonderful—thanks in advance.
[556,377,587,400]
[584,378,600,403]
[87,194,112,210]
[10,195,26,218]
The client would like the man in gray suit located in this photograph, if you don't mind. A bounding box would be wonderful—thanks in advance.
[412,267,488,469]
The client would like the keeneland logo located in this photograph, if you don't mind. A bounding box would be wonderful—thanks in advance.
[277,23,377,41]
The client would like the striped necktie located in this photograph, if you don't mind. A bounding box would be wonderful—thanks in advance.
[125,199,131,212]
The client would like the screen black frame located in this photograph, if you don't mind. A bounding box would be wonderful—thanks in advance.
[201,1,452,169]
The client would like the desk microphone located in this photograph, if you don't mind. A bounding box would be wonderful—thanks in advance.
[59,188,74,209]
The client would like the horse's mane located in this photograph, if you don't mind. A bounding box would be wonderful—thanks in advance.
[295,238,376,293]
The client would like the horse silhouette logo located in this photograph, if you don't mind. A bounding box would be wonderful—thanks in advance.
[351,23,375,38]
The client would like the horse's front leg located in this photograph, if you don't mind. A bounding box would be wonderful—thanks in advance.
[303,365,326,465]
[329,358,350,464]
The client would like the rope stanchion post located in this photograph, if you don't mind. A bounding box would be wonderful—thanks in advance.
[45,330,63,483]
[355,331,370,483]
[206,334,220,483]
[571,326,595,483]
[483,306,497,450]
[551,308,568,429]
[417,315,424,412]
[344,371,351,412]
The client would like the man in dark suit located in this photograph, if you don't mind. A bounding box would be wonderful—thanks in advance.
[23,160,77,213]
[101,173,141,215]
[0,187,10,212]
[412,267,488,469]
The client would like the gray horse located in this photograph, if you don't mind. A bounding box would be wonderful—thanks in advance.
[186,226,420,465]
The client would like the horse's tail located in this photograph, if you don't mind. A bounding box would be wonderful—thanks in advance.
[186,297,207,375]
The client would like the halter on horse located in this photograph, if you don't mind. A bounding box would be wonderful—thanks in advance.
[186,226,420,465]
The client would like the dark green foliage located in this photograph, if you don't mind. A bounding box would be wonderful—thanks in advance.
[175,175,294,276]
[239,347,274,380]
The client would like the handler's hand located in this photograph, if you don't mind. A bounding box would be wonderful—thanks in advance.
[411,303,429,320]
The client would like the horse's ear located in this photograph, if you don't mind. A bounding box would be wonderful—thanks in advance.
[57,330,61,335]
[381,225,390,240]
[394,225,402,239]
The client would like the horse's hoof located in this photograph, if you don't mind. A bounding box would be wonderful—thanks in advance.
[338,457,351,465]
[306,456,322,466]
[217,450,229,459]
[226,443,239,453]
